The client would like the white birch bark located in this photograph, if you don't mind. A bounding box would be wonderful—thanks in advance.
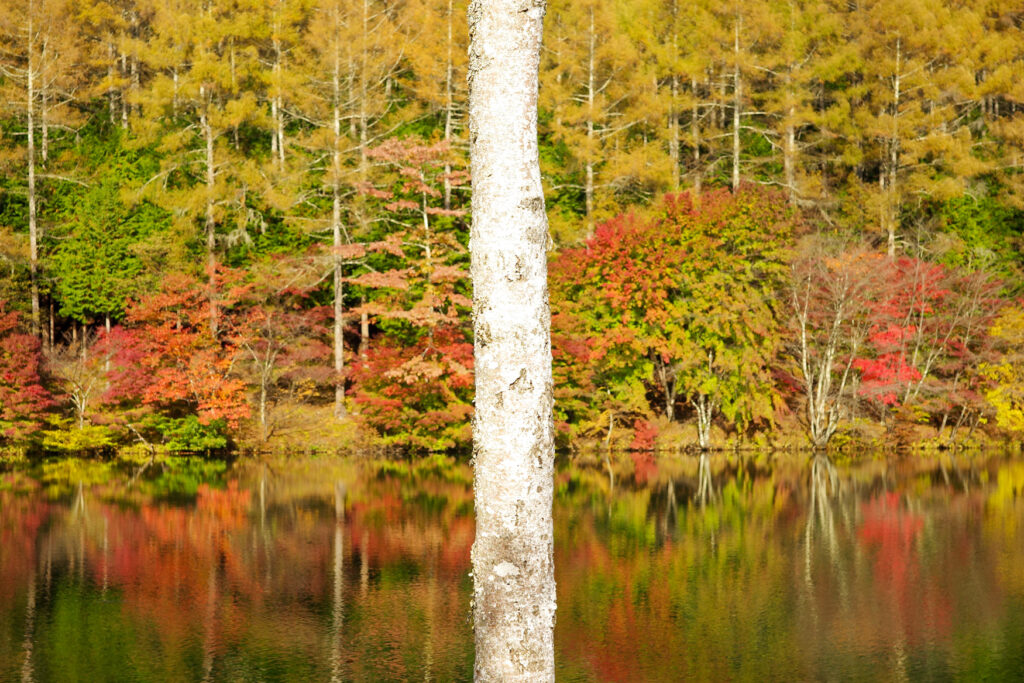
[731,17,741,193]
[201,87,218,337]
[27,15,41,339]
[467,0,555,677]
[332,22,347,420]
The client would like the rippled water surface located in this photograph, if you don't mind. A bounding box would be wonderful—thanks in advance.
[2,452,1023,681]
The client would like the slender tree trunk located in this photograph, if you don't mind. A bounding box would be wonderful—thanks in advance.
[40,72,48,164]
[167,64,177,113]
[130,49,139,122]
[27,12,41,339]
[360,303,369,360]
[732,17,741,193]
[886,36,901,259]
[201,88,218,336]
[783,68,797,204]
[584,8,595,232]
[332,33,347,420]
[693,394,713,450]
[443,0,455,210]
[119,48,129,128]
[105,315,111,372]
[108,43,117,124]
[691,76,702,204]
[468,0,556,676]
[273,36,285,172]
[259,380,268,441]
[359,0,369,170]
[669,76,680,191]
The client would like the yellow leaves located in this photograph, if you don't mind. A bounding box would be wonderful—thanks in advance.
[217,92,261,129]
[984,305,1024,432]
[0,226,30,262]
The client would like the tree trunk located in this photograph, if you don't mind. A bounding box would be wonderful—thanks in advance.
[332,33,347,420]
[584,8,595,233]
[731,18,741,193]
[669,76,680,191]
[40,75,48,163]
[201,88,218,336]
[273,36,285,172]
[120,49,129,128]
[27,17,41,339]
[360,303,369,360]
[693,394,713,450]
[468,0,556,676]
[691,76,702,204]
[443,0,455,210]
[107,42,117,124]
[886,36,902,259]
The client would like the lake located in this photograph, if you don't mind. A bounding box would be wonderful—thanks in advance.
[1,452,1023,681]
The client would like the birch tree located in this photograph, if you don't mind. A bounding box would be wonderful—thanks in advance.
[468,0,555,677]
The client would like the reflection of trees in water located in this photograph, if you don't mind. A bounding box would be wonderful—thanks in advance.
[696,453,715,508]
[200,563,218,683]
[2,454,1020,680]
[0,458,476,680]
[330,481,345,683]
[802,454,851,636]
[20,572,35,683]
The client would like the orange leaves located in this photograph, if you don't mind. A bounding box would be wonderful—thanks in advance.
[346,270,411,291]
[425,206,467,217]
[366,137,451,168]
[124,273,250,430]
[366,234,407,258]
[428,265,465,284]
[385,199,420,212]
[334,243,367,260]
[350,327,474,449]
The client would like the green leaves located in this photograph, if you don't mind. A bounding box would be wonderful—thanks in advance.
[551,187,794,442]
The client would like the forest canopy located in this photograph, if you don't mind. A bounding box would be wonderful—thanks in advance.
[0,0,1022,453]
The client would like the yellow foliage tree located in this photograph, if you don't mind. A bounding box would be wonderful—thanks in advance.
[985,304,1024,432]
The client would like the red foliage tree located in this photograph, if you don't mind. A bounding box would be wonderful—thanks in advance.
[853,257,1004,434]
[350,326,473,450]
[229,255,333,441]
[348,137,474,449]
[121,272,250,429]
[0,304,51,440]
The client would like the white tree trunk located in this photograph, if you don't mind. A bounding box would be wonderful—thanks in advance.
[27,10,40,338]
[732,18,742,193]
[201,87,218,336]
[468,0,556,677]
[332,32,347,420]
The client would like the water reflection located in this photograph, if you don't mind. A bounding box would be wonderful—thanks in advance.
[1,453,1022,681]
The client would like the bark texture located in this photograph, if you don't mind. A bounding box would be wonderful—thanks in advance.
[467,0,555,678]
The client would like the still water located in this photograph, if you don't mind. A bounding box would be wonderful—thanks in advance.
[1,452,1023,681]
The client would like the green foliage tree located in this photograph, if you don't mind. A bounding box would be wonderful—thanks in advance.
[552,187,793,448]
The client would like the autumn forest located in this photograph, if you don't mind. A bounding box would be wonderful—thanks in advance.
[1,0,1023,455]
